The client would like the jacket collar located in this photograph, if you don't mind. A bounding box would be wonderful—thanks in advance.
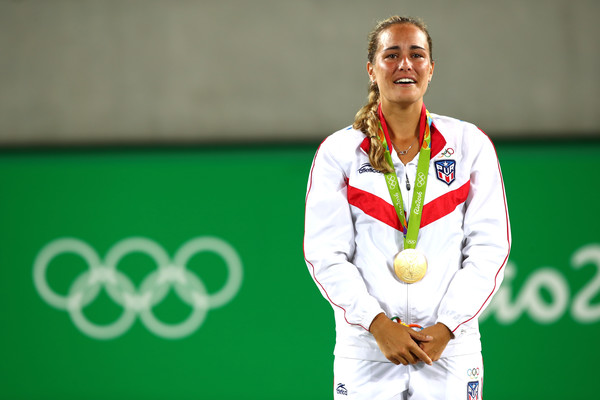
[419,103,446,158]
[360,103,446,159]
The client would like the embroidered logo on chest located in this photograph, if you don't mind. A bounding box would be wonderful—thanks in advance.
[434,160,456,185]
[358,163,382,174]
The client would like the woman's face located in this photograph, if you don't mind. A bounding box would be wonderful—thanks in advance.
[367,23,434,109]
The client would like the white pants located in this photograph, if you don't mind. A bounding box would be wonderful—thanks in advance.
[333,353,483,400]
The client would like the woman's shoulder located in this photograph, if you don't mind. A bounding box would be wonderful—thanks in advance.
[319,126,366,153]
[431,113,479,133]
[328,125,366,142]
[431,112,492,144]
[431,112,498,162]
[312,126,367,171]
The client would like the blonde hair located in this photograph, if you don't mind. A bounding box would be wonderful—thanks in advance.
[352,16,433,173]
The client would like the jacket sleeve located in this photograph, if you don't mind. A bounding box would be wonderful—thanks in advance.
[436,132,511,337]
[303,138,385,331]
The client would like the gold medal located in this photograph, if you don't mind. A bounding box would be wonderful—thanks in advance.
[394,249,427,283]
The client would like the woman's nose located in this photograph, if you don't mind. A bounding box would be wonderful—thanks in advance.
[399,56,412,71]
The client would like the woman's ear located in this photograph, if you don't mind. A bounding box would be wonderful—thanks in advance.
[367,61,376,84]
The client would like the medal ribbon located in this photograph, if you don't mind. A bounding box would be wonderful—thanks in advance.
[377,103,432,249]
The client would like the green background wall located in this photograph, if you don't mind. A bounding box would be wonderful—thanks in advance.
[1,142,599,399]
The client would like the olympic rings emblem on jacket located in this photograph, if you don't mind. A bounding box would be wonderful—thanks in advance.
[33,236,243,340]
[467,368,480,378]
[441,148,455,158]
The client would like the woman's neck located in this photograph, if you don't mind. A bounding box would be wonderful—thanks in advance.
[381,100,422,143]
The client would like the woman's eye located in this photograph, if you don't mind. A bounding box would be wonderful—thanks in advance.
[385,54,398,59]
[412,53,424,58]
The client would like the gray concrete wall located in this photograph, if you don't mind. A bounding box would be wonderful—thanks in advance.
[1,0,598,145]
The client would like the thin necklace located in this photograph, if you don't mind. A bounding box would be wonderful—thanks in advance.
[396,137,418,155]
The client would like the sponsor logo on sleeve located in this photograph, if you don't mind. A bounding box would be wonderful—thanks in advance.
[336,383,348,396]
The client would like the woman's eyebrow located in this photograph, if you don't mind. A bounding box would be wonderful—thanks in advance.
[383,45,426,52]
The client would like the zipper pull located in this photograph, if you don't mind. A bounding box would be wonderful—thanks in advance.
[406,173,411,191]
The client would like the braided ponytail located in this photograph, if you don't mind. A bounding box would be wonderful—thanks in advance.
[352,82,393,174]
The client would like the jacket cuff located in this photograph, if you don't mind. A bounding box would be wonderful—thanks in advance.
[359,302,386,332]
[436,317,467,339]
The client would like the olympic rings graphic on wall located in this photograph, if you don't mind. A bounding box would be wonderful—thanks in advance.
[33,237,243,340]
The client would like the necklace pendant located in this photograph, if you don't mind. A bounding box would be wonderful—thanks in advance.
[395,137,417,156]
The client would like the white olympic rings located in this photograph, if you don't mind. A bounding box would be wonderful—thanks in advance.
[416,172,426,188]
[386,174,398,189]
[33,236,243,340]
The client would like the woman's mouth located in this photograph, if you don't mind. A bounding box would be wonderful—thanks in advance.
[394,78,416,84]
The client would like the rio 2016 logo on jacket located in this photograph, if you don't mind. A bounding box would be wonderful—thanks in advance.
[33,236,243,340]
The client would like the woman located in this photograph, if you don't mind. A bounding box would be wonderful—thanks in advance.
[304,16,511,399]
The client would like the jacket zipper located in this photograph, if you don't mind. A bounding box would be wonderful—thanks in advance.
[406,284,410,325]
[405,171,412,323]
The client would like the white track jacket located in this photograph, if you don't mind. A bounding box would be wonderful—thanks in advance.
[304,108,511,362]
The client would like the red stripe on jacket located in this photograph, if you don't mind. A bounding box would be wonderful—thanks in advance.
[347,181,470,230]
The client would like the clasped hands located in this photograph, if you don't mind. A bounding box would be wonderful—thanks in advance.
[369,313,454,366]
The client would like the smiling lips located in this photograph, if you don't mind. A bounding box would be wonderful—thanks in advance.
[394,78,416,84]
